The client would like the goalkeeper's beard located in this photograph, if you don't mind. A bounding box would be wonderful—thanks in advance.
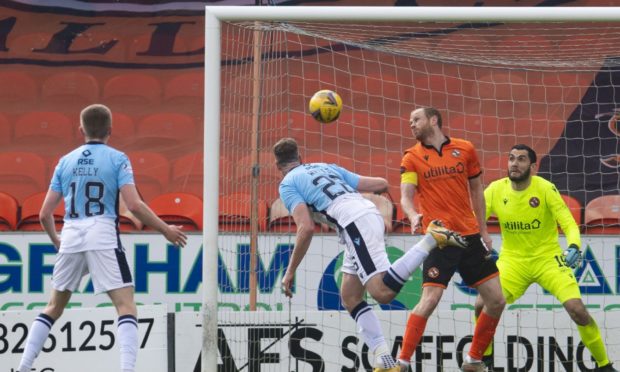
[508,167,530,183]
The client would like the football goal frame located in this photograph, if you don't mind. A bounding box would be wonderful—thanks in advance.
[202,6,620,371]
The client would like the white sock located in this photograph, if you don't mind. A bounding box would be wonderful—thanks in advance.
[18,313,55,372]
[465,354,482,363]
[383,236,433,292]
[118,315,139,372]
[415,233,437,253]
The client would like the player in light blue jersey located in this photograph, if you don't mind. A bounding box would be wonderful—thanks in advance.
[17,104,187,372]
[273,138,467,372]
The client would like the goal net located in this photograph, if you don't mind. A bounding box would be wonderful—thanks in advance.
[204,7,620,371]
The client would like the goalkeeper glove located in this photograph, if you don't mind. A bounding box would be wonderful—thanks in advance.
[563,244,582,269]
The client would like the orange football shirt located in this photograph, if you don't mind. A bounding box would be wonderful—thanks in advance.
[400,137,482,236]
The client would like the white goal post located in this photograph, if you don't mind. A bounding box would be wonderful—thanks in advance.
[203,6,620,371]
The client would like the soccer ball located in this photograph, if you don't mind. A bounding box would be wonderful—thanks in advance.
[308,89,342,123]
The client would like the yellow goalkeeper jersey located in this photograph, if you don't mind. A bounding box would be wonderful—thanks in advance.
[484,176,581,259]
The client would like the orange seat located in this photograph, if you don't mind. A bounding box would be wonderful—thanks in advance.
[108,112,136,149]
[218,193,267,232]
[103,73,162,114]
[0,152,48,203]
[126,151,170,202]
[0,71,38,112]
[18,192,65,231]
[584,195,620,234]
[163,71,204,114]
[0,113,11,146]
[41,71,100,108]
[171,151,204,196]
[561,194,583,227]
[0,192,19,231]
[133,113,197,149]
[13,112,76,151]
[149,192,203,231]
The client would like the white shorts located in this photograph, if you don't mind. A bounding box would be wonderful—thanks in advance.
[340,213,390,285]
[59,217,119,253]
[51,249,134,295]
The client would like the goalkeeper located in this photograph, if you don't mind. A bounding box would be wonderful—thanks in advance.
[478,144,617,371]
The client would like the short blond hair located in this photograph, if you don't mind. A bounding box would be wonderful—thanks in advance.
[81,104,112,139]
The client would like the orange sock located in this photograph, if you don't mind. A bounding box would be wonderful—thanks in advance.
[469,311,500,360]
[399,313,427,363]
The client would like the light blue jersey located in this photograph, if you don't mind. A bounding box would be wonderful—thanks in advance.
[279,163,361,215]
[51,142,134,221]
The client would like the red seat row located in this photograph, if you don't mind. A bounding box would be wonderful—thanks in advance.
[1,191,617,234]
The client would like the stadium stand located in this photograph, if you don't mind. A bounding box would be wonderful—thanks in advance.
[133,112,198,150]
[102,73,162,115]
[0,192,19,231]
[41,71,100,109]
[584,194,620,234]
[108,112,136,149]
[13,111,76,152]
[163,71,204,114]
[0,152,48,203]
[0,113,11,147]
[0,71,38,113]
[149,192,203,231]
[17,192,64,231]
[126,151,171,203]
[218,193,267,232]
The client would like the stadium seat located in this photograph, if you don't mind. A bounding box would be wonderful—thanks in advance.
[171,151,204,196]
[163,71,204,114]
[0,113,11,146]
[561,194,583,227]
[102,73,162,114]
[584,195,620,234]
[149,192,203,231]
[0,192,19,231]
[126,151,171,202]
[118,194,144,232]
[0,71,38,112]
[133,113,198,150]
[41,71,100,109]
[0,152,48,203]
[218,193,267,232]
[108,112,136,149]
[13,111,76,151]
[236,151,282,201]
[362,193,395,233]
[17,192,65,231]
